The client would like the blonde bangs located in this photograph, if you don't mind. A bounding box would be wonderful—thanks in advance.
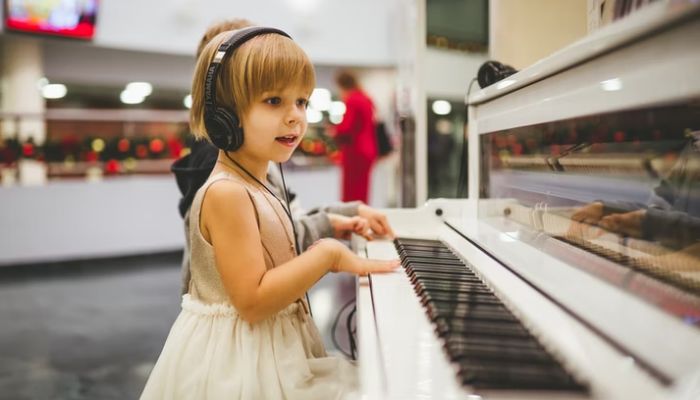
[189,30,315,143]
[231,34,316,111]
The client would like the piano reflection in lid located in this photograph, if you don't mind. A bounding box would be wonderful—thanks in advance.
[486,105,700,308]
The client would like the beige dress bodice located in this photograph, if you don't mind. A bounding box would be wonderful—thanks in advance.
[187,170,297,304]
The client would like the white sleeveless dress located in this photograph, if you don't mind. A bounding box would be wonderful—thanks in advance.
[141,171,358,399]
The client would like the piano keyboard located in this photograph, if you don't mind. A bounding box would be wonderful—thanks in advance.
[395,237,588,392]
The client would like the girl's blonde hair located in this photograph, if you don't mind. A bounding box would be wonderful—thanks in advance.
[190,30,316,142]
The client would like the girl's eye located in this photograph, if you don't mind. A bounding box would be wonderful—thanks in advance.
[297,98,309,108]
[265,97,282,105]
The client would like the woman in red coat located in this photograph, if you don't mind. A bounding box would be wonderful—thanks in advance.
[332,70,378,203]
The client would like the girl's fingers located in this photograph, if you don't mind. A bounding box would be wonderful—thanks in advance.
[377,259,401,272]
[353,218,373,240]
[363,258,400,274]
[369,216,395,238]
[368,219,384,235]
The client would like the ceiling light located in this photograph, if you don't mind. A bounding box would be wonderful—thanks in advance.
[329,101,346,116]
[310,88,331,111]
[120,90,145,105]
[329,114,343,124]
[431,100,451,115]
[42,84,67,99]
[126,82,153,97]
[306,108,323,124]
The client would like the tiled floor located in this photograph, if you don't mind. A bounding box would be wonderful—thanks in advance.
[0,254,355,400]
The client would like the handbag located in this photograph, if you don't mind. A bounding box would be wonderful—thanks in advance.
[375,121,393,157]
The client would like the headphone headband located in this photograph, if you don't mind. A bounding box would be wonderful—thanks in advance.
[204,26,292,110]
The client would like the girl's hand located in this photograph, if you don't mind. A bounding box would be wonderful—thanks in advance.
[319,239,400,275]
[358,204,395,239]
[568,201,606,239]
[328,213,372,240]
[598,209,646,238]
[570,201,604,225]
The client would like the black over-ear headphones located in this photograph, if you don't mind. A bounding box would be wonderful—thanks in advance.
[477,60,517,89]
[203,26,292,152]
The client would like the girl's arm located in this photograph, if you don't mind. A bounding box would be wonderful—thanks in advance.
[202,180,397,324]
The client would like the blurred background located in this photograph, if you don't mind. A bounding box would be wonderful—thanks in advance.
[0,0,644,398]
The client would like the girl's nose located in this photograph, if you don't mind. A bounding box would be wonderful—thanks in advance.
[286,107,303,126]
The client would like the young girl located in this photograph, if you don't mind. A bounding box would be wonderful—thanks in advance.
[141,28,399,399]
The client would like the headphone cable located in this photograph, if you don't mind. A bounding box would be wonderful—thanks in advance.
[457,77,478,198]
[223,151,313,316]
[331,298,357,359]
[223,152,295,229]
[278,162,313,317]
[277,162,301,256]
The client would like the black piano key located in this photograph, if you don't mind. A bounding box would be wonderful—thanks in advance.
[436,318,533,339]
[405,262,477,275]
[400,249,456,257]
[407,265,471,274]
[401,256,465,267]
[425,300,517,322]
[394,238,443,246]
[431,311,516,327]
[409,269,480,279]
[398,245,456,253]
[421,294,502,308]
[398,242,447,247]
[400,251,462,261]
[460,361,585,391]
[406,263,472,274]
[415,281,494,296]
[445,336,556,365]
[409,271,483,285]
[421,290,503,306]
[408,269,477,280]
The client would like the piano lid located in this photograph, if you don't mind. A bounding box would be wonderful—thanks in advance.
[468,0,700,106]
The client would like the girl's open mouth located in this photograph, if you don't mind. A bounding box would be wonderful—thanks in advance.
[275,135,298,146]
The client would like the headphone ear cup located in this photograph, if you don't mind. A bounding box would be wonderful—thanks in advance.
[477,61,500,89]
[477,61,518,89]
[226,111,244,151]
[206,107,244,151]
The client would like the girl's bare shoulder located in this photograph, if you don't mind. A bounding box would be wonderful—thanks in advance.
[202,179,255,219]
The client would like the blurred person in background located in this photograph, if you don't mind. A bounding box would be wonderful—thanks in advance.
[329,70,378,203]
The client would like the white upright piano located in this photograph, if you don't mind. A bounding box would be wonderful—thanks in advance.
[357,2,700,399]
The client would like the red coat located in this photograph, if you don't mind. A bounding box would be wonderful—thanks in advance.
[334,89,377,203]
[335,89,377,163]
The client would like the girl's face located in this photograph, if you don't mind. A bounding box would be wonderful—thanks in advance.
[239,84,309,163]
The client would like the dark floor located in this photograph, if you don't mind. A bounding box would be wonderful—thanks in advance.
[0,254,355,400]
